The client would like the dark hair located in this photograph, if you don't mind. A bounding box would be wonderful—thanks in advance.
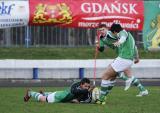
[80,78,90,84]
[110,23,123,33]
[98,24,107,28]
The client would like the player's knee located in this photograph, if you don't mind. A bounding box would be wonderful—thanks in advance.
[102,73,113,80]
[39,96,46,102]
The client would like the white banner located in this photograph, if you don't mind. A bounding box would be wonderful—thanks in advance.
[0,1,29,29]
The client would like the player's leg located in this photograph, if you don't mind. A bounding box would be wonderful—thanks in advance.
[39,90,52,96]
[133,76,149,97]
[39,90,71,103]
[97,57,133,105]
[97,64,117,105]
[122,68,134,91]
[24,89,46,102]
[121,69,148,96]
[118,72,128,81]
[111,57,133,91]
[29,91,60,103]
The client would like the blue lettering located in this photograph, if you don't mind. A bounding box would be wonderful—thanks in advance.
[1,2,8,14]
[7,4,15,14]
[0,2,15,15]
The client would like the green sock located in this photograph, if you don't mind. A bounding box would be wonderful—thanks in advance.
[101,86,114,96]
[119,73,128,81]
[100,86,114,101]
[121,73,146,92]
[28,91,42,101]
[132,77,146,92]
[100,80,115,101]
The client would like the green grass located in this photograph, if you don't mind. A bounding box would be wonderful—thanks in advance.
[0,87,159,113]
[0,47,160,59]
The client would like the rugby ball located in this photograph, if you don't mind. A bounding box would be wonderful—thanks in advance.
[92,87,100,102]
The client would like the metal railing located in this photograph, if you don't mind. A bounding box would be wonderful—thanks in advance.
[0,26,143,48]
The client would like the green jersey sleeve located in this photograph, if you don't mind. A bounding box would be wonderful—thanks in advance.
[118,30,128,39]
[98,38,105,52]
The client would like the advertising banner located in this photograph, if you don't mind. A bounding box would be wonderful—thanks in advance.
[143,1,160,50]
[29,0,144,30]
[0,1,29,29]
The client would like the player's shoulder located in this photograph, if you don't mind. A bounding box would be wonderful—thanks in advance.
[70,81,80,88]
[118,29,128,37]
[107,31,113,37]
[106,31,117,40]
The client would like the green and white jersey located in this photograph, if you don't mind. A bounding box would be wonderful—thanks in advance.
[54,89,74,102]
[99,30,136,60]
[117,30,136,60]
[99,31,118,50]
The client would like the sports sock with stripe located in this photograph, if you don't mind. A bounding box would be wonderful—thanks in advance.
[28,91,43,101]
[100,79,115,101]
[132,77,146,91]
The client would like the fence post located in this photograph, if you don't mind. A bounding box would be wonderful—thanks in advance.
[79,68,84,79]
[33,68,38,79]
[25,26,31,48]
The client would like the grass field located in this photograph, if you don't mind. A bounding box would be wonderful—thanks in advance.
[0,87,159,113]
[0,47,160,59]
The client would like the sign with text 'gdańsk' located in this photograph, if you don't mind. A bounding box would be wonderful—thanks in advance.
[29,0,144,30]
[0,1,29,29]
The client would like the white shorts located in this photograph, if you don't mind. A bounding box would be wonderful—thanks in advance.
[111,57,133,72]
[47,92,56,103]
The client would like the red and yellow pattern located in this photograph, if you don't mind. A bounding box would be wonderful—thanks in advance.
[33,3,72,24]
